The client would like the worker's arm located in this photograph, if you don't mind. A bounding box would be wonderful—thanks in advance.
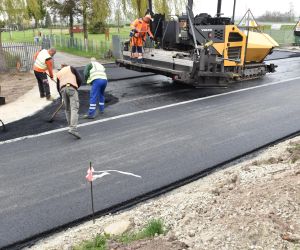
[70,66,83,88]
[130,19,139,32]
[83,63,92,82]
[147,25,154,39]
[45,58,54,78]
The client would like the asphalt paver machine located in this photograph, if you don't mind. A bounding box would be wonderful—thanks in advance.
[116,0,279,87]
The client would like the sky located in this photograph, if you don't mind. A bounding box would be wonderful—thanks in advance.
[193,0,300,19]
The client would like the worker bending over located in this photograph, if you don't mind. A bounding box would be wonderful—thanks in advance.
[33,48,56,100]
[83,58,108,119]
[56,64,83,139]
[130,14,154,63]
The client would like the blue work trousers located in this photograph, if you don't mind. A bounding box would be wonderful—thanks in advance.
[89,78,108,116]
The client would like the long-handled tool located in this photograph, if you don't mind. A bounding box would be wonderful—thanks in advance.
[0,119,6,132]
[45,72,64,123]
[48,100,64,123]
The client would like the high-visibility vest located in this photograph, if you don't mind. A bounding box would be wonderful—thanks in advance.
[34,49,51,70]
[87,62,107,84]
[56,66,78,90]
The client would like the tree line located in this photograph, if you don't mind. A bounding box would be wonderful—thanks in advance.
[0,0,185,72]
[257,2,296,23]
[0,0,185,39]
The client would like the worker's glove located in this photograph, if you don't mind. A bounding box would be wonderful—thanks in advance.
[150,36,154,41]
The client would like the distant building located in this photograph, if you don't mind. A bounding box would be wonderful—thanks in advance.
[70,25,83,33]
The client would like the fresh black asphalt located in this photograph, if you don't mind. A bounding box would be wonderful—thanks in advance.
[0,51,300,248]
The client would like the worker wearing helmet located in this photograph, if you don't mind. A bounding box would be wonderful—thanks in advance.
[130,14,154,63]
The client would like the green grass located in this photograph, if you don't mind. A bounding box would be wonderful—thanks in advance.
[1,27,130,58]
[118,219,165,244]
[73,235,107,250]
[56,46,104,59]
[72,219,165,250]
[1,27,130,43]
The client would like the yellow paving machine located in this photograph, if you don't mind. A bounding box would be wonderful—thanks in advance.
[116,0,279,87]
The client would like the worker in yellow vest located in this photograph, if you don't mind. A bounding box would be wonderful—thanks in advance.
[56,64,83,139]
[83,57,108,119]
[33,48,56,100]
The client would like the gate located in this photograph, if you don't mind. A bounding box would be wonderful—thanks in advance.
[1,42,41,72]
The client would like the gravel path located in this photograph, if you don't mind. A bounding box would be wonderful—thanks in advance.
[26,135,300,250]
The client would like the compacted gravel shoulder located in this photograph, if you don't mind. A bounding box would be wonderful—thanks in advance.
[27,136,300,250]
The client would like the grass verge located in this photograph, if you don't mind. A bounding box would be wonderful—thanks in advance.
[73,219,165,250]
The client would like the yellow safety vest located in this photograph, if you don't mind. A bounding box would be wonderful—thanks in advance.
[34,49,51,70]
[87,62,107,84]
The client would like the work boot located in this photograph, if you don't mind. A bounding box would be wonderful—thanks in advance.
[83,114,96,119]
[68,130,81,139]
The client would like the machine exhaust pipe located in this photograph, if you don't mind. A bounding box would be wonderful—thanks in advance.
[217,0,222,17]
[148,0,153,14]
[232,0,237,23]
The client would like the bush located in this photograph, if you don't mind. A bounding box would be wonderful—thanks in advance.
[88,22,107,34]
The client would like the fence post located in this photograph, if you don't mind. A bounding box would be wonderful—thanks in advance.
[85,38,88,52]
[24,43,30,71]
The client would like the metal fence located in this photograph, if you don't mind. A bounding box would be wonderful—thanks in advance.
[264,30,295,45]
[1,42,41,71]
[44,34,113,58]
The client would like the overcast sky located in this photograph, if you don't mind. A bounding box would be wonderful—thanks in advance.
[193,0,300,19]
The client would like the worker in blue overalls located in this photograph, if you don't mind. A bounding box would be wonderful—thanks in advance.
[83,58,108,119]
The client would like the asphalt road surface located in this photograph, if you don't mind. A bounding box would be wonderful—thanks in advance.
[1,51,300,248]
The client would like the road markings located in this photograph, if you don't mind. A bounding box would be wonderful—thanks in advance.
[1,75,300,145]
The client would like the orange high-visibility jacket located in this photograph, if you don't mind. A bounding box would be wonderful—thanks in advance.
[130,18,153,47]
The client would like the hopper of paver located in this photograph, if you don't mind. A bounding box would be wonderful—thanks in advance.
[244,31,279,63]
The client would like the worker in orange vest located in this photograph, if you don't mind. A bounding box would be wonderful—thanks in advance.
[33,48,56,100]
[130,14,154,63]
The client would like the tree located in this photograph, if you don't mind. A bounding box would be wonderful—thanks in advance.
[122,0,148,18]
[48,0,81,40]
[52,13,57,25]
[88,0,111,34]
[45,11,52,28]
[82,0,88,39]
[27,0,46,28]
[154,0,169,16]
[0,0,27,71]
[122,0,186,19]
[257,10,295,22]
[1,0,27,39]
